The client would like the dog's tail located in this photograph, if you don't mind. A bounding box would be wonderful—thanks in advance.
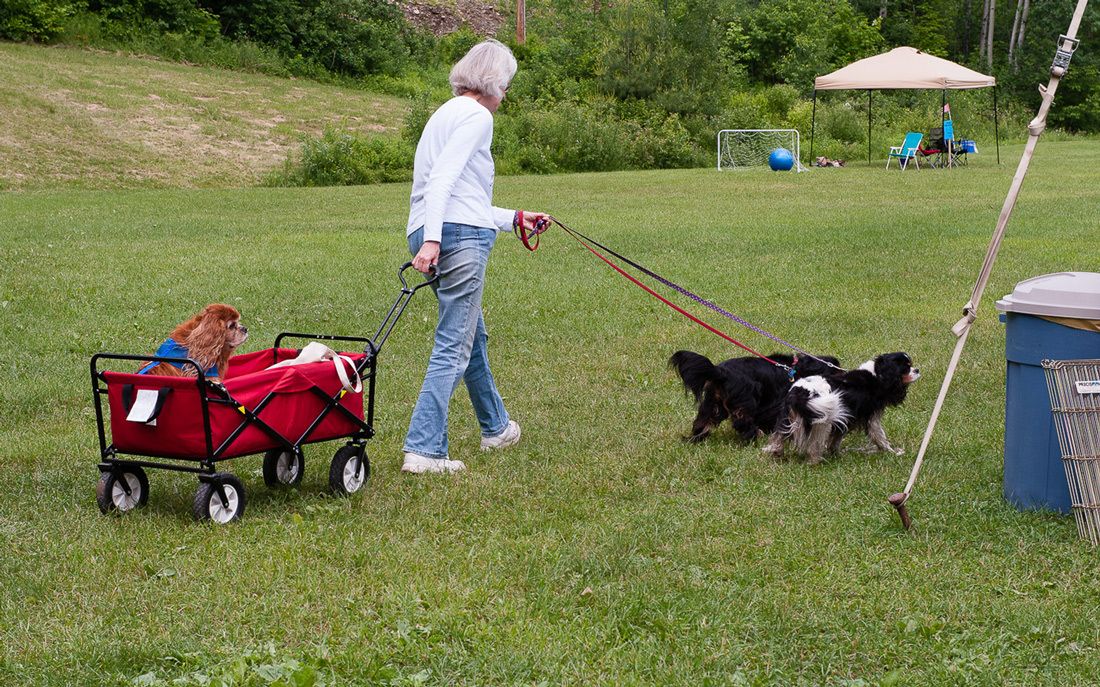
[787,379,850,431]
[668,350,720,404]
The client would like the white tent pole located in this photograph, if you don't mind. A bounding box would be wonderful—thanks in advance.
[889,0,1090,530]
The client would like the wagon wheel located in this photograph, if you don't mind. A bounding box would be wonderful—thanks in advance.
[262,447,304,488]
[96,467,150,514]
[192,474,247,524]
[329,445,369,496]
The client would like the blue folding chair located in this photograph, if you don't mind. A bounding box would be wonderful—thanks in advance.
[886,132,923,170]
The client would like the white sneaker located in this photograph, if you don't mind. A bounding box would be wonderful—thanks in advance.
[480,420,521,451]
[401,452,466,474]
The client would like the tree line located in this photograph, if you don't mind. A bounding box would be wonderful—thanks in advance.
[2,0,1097,181]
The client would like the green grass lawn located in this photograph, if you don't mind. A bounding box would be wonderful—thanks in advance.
[1,143,1099,685]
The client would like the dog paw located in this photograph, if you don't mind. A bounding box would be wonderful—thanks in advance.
[891,445,905,456]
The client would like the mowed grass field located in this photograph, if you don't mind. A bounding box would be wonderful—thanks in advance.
[2,143,1099,685]
[0,42,407,190]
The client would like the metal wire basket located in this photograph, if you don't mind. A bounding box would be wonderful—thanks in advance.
[1043,359,1100,544]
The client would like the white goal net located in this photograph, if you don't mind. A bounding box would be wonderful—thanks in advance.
[717,129,807,172]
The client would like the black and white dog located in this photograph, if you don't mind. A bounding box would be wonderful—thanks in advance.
[669,351,842,443]
[762,352,920,464]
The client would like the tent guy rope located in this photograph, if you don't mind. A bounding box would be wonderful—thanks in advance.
[889,0,1090,531]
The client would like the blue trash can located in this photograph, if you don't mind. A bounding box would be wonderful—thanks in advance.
[997,272,1100,513]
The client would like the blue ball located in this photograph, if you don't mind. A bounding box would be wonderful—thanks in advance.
[768,148,794,171]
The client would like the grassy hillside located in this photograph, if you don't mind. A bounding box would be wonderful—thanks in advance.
[0,42,408,190]
[3,142,1100,684]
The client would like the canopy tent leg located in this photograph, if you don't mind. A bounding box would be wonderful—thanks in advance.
[810,90,817,159]
[867,90,872,164]
[994,85,1001,164]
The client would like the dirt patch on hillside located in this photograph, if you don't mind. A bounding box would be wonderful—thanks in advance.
[399,0,505,36]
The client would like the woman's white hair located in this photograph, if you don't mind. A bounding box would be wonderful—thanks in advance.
[449,39,517,99]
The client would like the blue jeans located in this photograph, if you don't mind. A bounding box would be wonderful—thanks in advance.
[403,223,510,458]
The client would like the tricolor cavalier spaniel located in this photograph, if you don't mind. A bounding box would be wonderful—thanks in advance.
[762,352,920,464]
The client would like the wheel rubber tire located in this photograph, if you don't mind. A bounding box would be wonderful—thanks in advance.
[262,448,304,488]
[329,445,369,496]
[96,467,150,514]
[192,474,246,524]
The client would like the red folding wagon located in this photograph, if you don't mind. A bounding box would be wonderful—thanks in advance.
[91,263,437,523]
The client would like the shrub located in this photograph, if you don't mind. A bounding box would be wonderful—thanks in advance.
[821,102,865,144]
[718,86,801,131]
[266,130,414,187]
[400,92,445,147]
[197,0,425,78]
[87,0,220,38]
[493,98,709,175]
[1,0,82,41]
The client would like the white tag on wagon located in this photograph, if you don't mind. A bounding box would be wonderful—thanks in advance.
[126,388,161,425]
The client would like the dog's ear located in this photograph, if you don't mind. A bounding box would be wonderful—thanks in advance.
[874,354,905,387]
[184,306,234,372]
[170,312,204,342]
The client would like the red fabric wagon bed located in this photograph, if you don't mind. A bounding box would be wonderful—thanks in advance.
[103,348,367,461]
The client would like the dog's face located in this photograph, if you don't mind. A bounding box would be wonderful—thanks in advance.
[199,304,248,349]
[183,304,249,358]
[866,352,920,386]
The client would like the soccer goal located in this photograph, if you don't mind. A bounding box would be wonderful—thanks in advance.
[717,129,808,172]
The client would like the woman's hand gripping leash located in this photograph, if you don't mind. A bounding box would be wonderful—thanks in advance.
[514,210,552,251]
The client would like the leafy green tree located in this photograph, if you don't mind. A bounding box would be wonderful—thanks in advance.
[869,0,950,55]
[1004,0,1100,132]
[595,0,733,115]
[725,0,884,91]
[195,0,422,76]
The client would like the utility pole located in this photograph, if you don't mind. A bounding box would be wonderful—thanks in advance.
[516,0,526,44]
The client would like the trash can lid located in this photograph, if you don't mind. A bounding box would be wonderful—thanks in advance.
[995,272,1100,319]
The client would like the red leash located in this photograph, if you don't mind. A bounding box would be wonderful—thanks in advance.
[561,228,784,365]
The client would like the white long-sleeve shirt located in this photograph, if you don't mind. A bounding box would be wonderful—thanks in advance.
[406,95,514,243]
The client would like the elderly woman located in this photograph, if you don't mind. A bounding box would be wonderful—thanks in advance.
[402,39,548,475]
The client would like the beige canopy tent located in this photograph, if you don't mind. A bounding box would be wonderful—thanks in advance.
[810,47,1000,164]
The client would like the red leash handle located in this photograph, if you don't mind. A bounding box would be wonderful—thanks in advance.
[514,210,549,251]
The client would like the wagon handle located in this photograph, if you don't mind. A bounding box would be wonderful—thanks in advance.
[370,262,438,354]
[398,261,439,293]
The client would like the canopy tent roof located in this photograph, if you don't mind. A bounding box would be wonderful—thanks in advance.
[815,47,996,91]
